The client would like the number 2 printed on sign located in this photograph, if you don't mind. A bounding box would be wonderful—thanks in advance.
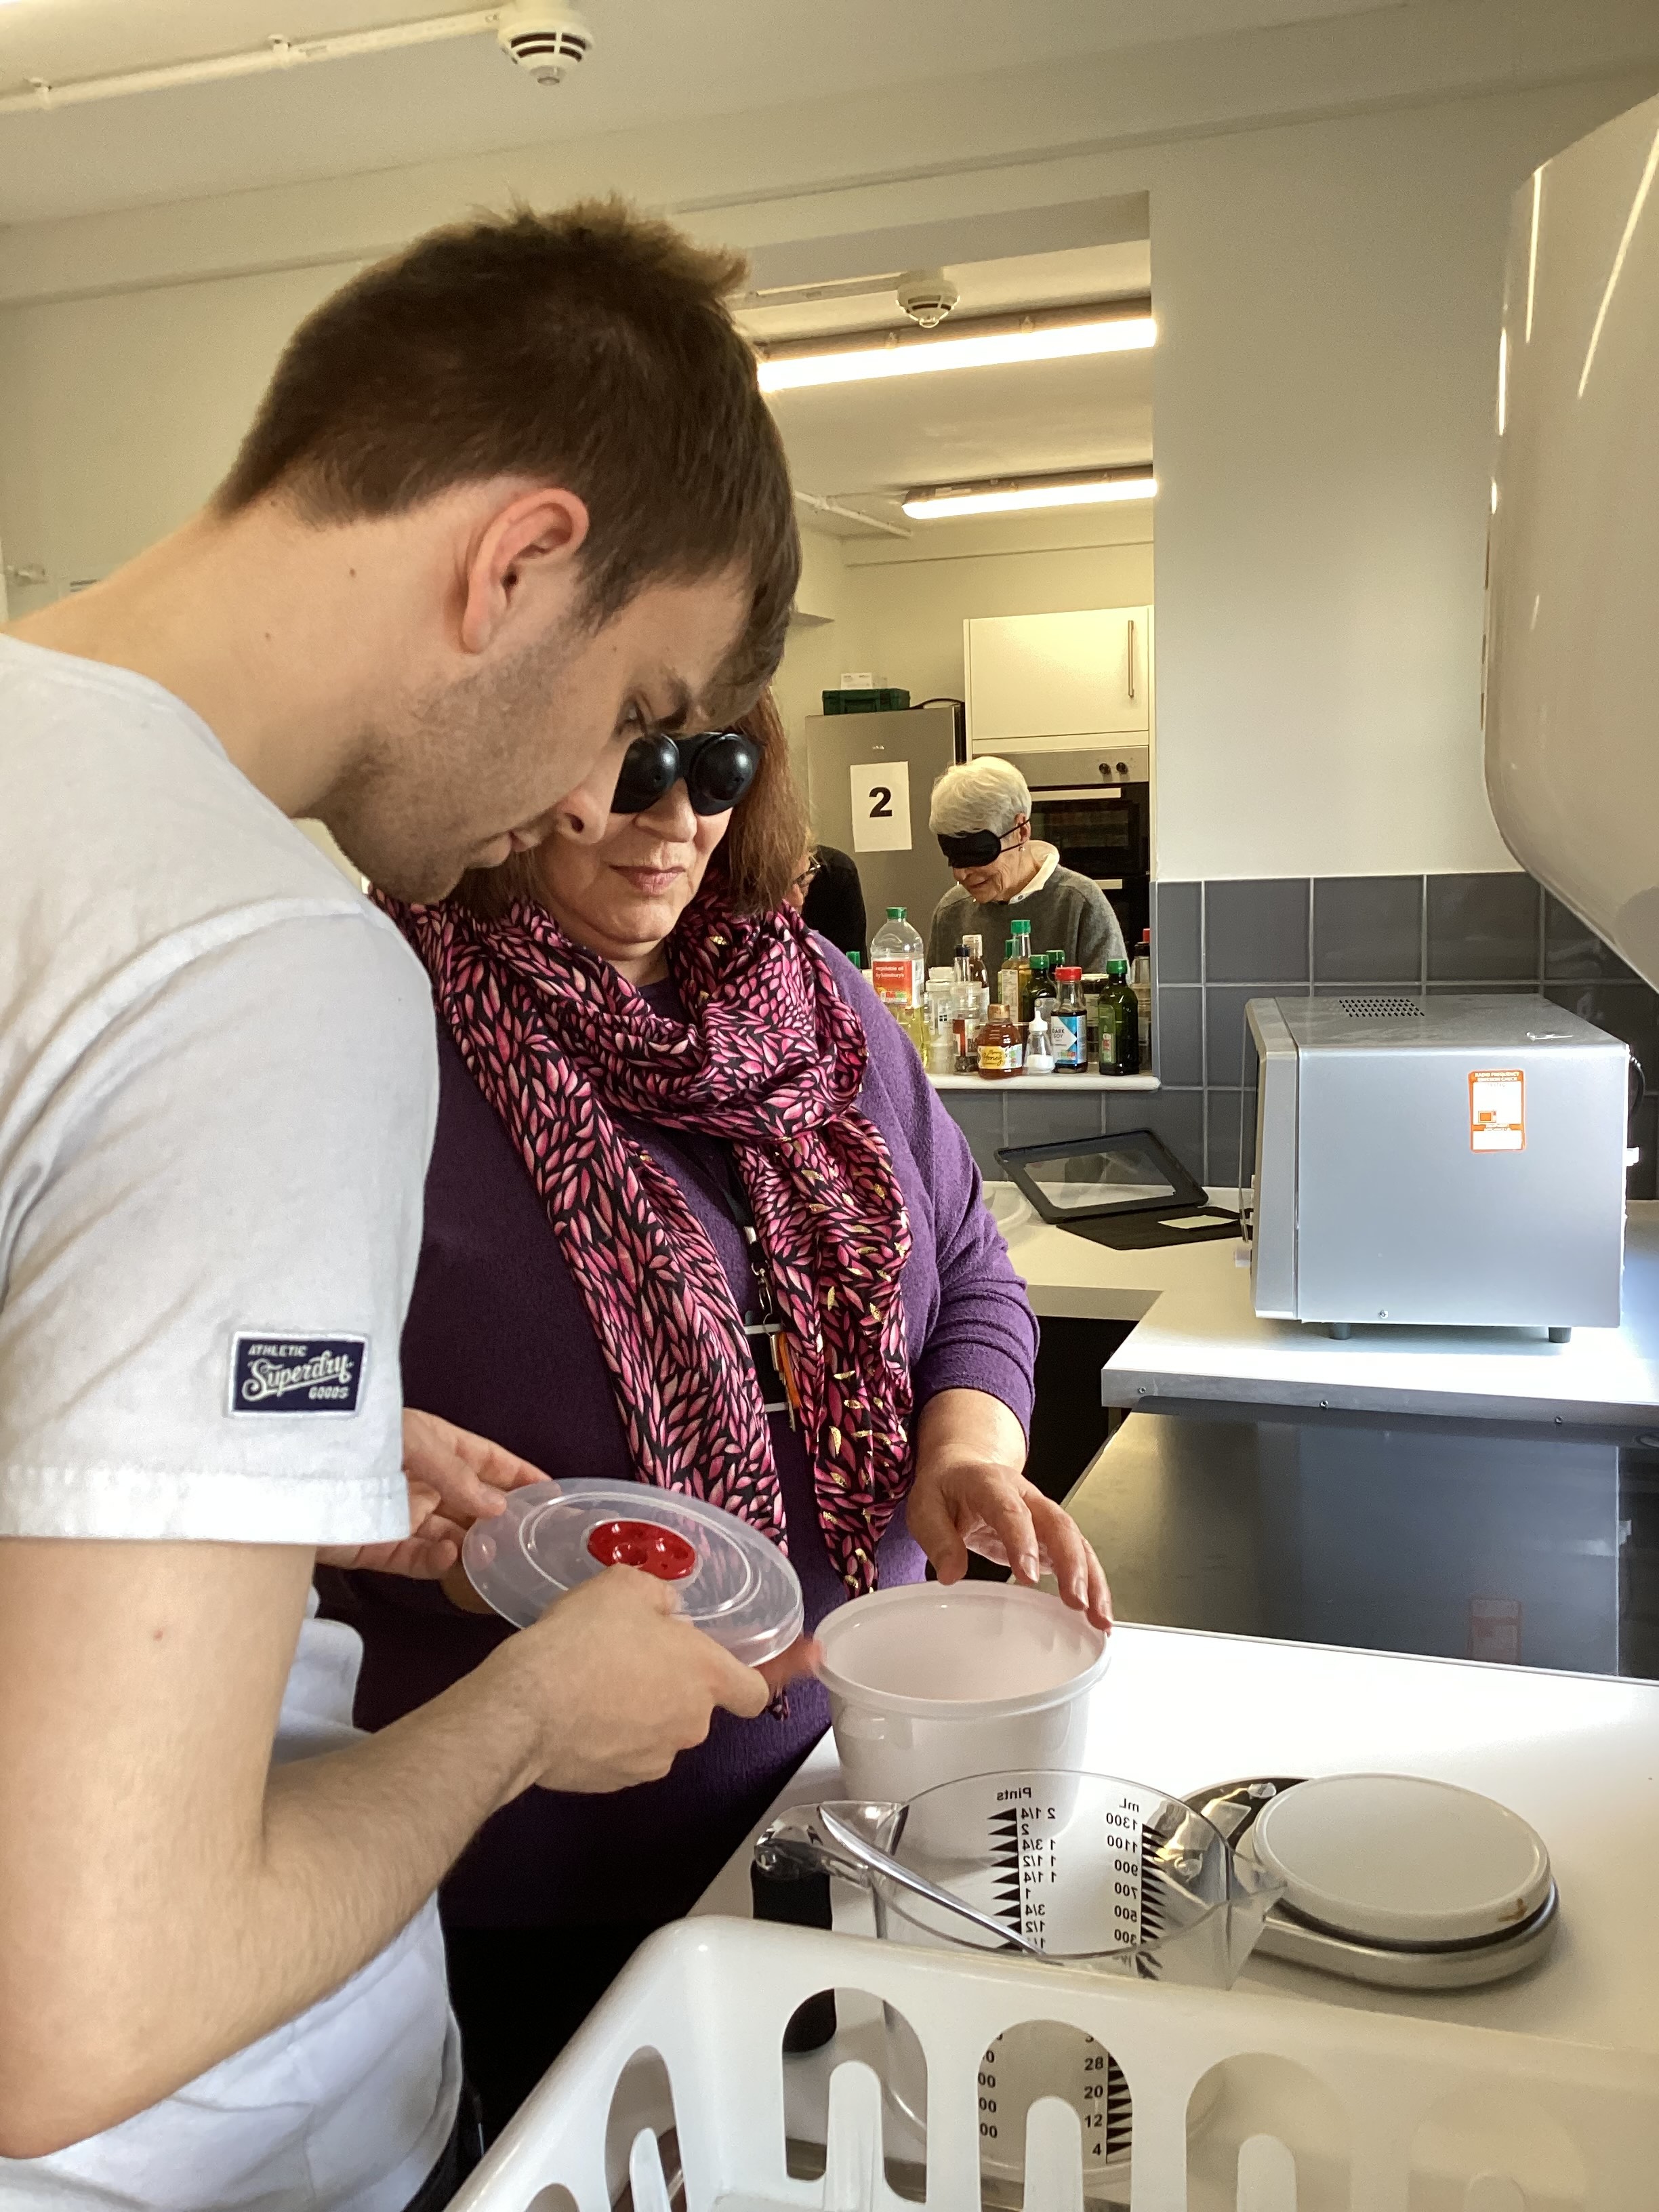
[850,759,912,853]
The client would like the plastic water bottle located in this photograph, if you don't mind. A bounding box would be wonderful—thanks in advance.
[870,905,925,1012]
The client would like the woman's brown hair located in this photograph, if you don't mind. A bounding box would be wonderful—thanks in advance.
[451,687,808,922]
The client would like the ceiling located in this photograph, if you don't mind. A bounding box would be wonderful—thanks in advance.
[0,0,1422,226]
[744,241,1155,531]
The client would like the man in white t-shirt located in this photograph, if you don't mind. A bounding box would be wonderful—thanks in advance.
[0,202,800,2208]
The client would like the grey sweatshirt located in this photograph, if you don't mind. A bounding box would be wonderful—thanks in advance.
[928,854,1128,976]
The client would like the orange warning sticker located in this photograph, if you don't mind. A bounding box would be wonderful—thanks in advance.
[1469,1067,1525,1152]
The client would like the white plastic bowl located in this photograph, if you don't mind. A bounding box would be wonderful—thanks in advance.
[815,1581,1110,1803]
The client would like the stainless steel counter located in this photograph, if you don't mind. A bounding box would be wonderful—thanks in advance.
[1064,1408,1659,1680]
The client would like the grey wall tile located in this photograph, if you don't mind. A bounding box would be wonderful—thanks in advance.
[935,1090,1004,1179]
[1425,872,1541,981]
[1313,983,1427,1001]
[1544,894,1636,982]
[1204,879,1310,984]
[1154,984,1203,1086]
[1207,983,1300,1086]
[1544,981,1659,1081]
[1425,981,1538,995]
[1153,881,1201,984]
[1312,876,1424,984]
[1206,1089,1250,1189]
[1002,1090,1107,1154]
[1134,1088,1205,1183]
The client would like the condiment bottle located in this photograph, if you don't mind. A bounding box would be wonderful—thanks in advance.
[1080,973,1108,1066]
[925,968,958,1074]
[977,1002,1023,1080]
[1031,953,1057,1029]
[1025,1015,1054,1075]
[1099,957,1142,1076]
[1132,928,1153,1062]
[997,937,1022,1027]
[1050,966,1087,1071]
[1010,918,1034,1022]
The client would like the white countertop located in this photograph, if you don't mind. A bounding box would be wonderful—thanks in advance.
[930,1071,1160,1092]
[696,1623,1659,2053]
[988,1183,1659,1425]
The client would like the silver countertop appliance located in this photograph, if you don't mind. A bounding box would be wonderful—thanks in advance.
[1245,994,1627,1337]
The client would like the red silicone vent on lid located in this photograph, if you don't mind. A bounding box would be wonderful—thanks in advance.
[586,1517,698,1580]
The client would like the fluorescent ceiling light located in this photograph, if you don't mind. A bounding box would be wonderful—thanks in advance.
[903,473,1157,521]
[756,304,1154,394]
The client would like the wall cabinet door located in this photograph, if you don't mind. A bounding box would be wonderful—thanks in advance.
[965,607,1151,744]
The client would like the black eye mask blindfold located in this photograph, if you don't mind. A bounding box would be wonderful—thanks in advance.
[610,729,760,817]
[937,827,1008,868]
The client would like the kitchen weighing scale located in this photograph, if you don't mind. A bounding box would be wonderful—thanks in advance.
[463,1477,804,1667]
[1185,1772,1559,1989]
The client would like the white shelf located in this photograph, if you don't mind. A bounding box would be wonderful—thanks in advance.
[928,1071,1160,1092]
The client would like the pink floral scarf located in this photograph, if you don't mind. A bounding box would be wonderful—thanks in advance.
[384,884,914,1595]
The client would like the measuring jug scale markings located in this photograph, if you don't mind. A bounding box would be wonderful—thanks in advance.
[758,1774,1279,2203]
[983,1793,1170,1967]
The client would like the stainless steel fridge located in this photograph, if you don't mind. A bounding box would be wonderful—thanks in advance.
[804,704,962,944]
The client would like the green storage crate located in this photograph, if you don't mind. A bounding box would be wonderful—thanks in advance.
[821,687,911,715]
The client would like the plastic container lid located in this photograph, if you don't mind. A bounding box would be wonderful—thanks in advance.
[1249,1774,1552,1945]
[462,1479,804,1666]
[815,1582,1109,1716]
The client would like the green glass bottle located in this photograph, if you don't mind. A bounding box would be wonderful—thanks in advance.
[1099,957,1141,1077]
[1010,919,1035,1023]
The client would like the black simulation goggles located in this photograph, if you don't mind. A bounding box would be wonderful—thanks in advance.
[609,727,760,817]
[937,825,1012,869]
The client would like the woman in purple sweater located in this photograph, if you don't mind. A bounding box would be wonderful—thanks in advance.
[319,695,1109,2133]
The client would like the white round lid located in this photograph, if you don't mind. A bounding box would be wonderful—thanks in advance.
[462,1479,804,1668]
[1250,1774,1552,1945]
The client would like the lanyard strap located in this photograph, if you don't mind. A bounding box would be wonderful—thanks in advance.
[621,1117,800,1426]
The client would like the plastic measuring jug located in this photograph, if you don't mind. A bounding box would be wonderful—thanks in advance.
[815,1582,1109,1801]
[757,1769,1282,2204]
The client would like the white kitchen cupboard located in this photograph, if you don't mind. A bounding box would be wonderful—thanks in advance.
[964,606,1151,747]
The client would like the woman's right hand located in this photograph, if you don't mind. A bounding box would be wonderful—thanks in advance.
[486,1564,775,1794]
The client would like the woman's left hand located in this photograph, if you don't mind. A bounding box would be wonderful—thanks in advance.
[905,1389,1113,1632]
[317,1410,550,1580]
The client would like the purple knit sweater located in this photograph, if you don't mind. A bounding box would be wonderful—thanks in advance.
[317,945,1036,1928]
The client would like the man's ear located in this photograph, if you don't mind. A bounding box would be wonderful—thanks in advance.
[459,487,590,657]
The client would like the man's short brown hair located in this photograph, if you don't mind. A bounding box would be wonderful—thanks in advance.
[216,198,798,711]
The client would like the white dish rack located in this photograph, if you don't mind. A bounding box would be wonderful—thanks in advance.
[449,1916,1657,2211]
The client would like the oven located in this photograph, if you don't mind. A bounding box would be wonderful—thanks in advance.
[1017,742,1151,947]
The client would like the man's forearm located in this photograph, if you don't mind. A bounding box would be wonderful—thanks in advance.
[0,1537,763,2158]
[0,1543,539,2157]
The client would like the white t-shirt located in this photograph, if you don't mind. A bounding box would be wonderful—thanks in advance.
[0,635,457,2210]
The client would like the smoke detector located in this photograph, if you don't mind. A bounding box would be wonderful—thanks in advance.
[497,1,596,84]
[895,270,960,329]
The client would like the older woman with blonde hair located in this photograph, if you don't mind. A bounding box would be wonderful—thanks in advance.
[319,691,1109,2133]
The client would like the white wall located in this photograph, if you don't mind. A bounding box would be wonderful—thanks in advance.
[774,504,1154,820]
[0,262,352,605]
[0,5,1651,882]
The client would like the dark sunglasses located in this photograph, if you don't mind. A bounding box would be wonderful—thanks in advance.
[610,728,760,818]
[937,826,1012,868]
